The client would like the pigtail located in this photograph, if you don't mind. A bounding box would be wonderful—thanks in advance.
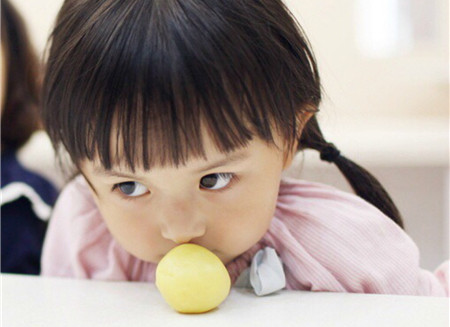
[299,116,404,228]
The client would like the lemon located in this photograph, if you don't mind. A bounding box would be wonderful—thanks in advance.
[155,243,231,313]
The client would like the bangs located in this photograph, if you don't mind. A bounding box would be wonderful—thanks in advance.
[42,0,320,171]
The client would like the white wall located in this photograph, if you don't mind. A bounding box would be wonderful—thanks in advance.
[9,0,63,55]
[286,0,448,118]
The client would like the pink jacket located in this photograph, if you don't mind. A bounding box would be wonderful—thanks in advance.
[41,175,448,296]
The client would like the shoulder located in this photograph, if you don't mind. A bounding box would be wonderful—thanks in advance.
[48,175,106,242]
[266,178,420,293]
[1,150,59,219]
[274,177,410,246]
[16,131,66,189]
[2,149,57,193]
[42,176,110,277]
[56,175,96,210]
[276,177,397,227]
[42,175,152,281]
[48,175,99,225]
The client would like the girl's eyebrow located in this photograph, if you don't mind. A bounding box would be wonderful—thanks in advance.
[92,167,146,179]
[194,150,250,173]
[92,150,250,178]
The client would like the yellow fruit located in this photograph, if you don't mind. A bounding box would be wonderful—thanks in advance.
[155,244,231,313]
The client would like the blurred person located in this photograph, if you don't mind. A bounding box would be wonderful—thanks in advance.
[1,0,58,274]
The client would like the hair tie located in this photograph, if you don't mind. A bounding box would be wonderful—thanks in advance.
[320,143,341,163]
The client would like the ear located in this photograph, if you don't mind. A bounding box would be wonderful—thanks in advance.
[282,111,314,170]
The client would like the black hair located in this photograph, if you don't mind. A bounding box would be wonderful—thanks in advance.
[42,0,403,228]
[1,0,41,151]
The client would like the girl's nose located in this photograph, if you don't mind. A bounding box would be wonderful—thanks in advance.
[159,200,206,244]
[161,221,206,244]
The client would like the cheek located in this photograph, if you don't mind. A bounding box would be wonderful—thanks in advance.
[208,174,281,253]
[95,200,163,261]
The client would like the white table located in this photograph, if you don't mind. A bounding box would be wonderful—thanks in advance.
[2,274,448,327]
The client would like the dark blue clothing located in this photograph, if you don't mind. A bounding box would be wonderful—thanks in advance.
[1,150,59,274]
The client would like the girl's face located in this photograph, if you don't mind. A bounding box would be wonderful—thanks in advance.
[81,131,295,265]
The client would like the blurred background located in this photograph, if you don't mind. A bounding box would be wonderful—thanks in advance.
[8,0,449,270]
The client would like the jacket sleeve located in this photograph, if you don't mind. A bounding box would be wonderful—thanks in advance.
[40,176,130,280]
[268,179,448,296]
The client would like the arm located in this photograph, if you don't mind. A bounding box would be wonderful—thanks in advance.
[41,176,129,280]
[41,177,95,277]
[270,179,448,296]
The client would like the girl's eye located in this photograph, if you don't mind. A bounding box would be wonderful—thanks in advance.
[115,182,149,197]
[200,173,234,190]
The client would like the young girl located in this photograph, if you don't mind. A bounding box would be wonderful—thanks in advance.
[40,0,448,296]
